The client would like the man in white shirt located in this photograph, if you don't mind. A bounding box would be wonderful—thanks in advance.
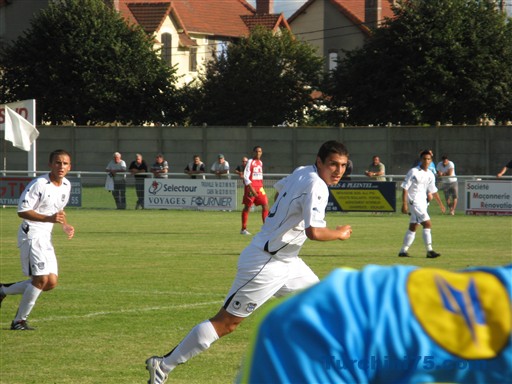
[210,154,230,178]
[0,149,75,330]
[436,155,458,215]
[399,150,445,258]
[145,140,353,384]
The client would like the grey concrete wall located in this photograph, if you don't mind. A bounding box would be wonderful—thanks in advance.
[1,125,511,176]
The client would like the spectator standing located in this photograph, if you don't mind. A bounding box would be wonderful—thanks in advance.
[151,154,169,178]
[184,155,206,179]
[0,150,75,330]
[497,160,512,177]
[129,153,148,209]
[105,152,127,209]
[235,157,249,178]
[436,155,458,215]
[145,140,352,384]
[399,150,445,258]
[364,155,386,181]
[241,146,269,235]
[211,154,230,178]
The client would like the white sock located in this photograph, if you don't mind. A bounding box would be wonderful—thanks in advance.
[162,320,220,373]
[423,228,433,251]
[14,283,43,322]
[2,280,31,295]
[401,230,416,252]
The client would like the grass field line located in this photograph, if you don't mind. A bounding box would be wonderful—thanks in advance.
[1,300,222,325]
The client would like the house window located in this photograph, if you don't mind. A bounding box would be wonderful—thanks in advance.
[161,33,172,65]
[216,41,228,58]
[328,51,339,71]
[189,47,197,72]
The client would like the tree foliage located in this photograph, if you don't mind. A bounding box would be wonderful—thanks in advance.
[326,0,512,125]
[0,0,178,125]
[185,26,324,126]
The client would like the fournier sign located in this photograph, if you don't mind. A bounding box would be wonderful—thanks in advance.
[144,178,237,210]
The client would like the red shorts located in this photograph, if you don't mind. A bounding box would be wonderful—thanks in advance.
[243,186,268,207]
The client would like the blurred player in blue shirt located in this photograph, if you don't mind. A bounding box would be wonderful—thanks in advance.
[239,264,512,384]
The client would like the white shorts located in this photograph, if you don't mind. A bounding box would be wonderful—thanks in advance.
[409,200,430,224]
[224,245,319,317]
[18,226,58,276]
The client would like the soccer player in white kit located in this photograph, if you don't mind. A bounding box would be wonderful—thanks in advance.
[399,149,445,258]
[146,140,353,384]
[0,149,75,330]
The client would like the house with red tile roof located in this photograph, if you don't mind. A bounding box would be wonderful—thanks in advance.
[0,0,290,86]
[111,0,290,86]
[288,0,395,72]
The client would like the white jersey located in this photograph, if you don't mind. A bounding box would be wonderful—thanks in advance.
[436,161,457,183]
[401,166,438,204]
[17,174,71,235]
[251,165,328,260]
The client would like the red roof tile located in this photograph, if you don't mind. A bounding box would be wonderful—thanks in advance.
[241,13,289,33]
[116,0,290,45]
[127,2,172,34]
[289,0,394,28]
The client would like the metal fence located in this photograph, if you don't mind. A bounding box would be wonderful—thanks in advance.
[2,171,507,212]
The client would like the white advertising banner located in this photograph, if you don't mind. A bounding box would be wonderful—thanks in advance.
[0,100,36,131]
[465,180,512,216]
[144,178,237,210]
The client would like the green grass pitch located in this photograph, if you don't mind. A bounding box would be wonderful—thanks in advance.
[1,203,511,383]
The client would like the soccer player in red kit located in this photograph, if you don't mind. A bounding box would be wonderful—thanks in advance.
[240,146,269,235]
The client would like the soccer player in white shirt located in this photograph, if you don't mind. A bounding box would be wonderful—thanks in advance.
[399,149,445,258]
[146,140,353,384]
[0,149,75,330]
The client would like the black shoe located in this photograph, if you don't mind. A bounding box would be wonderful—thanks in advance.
[11,320,35,330]
[0,285,5,308]
[426,250,441,258]
[398,252,409,257]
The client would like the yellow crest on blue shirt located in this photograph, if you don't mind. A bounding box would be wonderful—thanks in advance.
[407,268,511,359]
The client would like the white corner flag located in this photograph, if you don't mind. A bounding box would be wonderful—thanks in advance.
[4,106,39,151]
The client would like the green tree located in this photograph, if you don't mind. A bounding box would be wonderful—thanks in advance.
[326,0,512,125]
[0,0,178,125]
[186,26,324,126]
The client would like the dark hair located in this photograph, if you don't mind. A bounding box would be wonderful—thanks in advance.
[49,149,71,163]
[253,145,262,151]
[420,149,432,158]
[317,141,349,163]
[441,155,448,160]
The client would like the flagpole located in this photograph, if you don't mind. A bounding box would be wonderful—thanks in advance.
[2,104,5,173]
[28,99,36,176]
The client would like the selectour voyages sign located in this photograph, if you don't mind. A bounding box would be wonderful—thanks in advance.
[144,178,237,210]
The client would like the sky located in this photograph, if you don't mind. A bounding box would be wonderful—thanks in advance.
[250,0,512,18]
[248,0,308,18]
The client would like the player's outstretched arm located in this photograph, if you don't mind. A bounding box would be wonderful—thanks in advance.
[306,225,352,241]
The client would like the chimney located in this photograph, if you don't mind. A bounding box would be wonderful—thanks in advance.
[256,0,273,15]
[365,0,382,29]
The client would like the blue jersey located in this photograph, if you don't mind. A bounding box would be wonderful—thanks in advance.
[240,264,512,383]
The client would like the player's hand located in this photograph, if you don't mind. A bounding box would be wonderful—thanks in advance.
[440,205,446,214]
[63,224,75,239]
[336,225,352,240]
[401,205,408,214]
[53,210,66,224]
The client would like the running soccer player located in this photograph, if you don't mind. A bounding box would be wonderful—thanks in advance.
[0,149,75,330]
[240,145,269,235]
[399,149,445,258]
[146,140,353,384]
[239,264,512,384]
